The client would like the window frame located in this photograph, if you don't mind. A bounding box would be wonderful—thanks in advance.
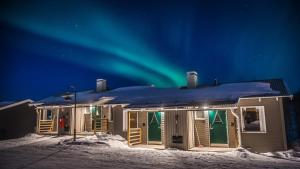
[240,106,267,133]
[46,109,52,120]
[194,110,207,120]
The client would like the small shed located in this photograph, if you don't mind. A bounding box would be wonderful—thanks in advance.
[0,99,36,140]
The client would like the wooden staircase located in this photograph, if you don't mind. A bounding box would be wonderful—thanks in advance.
[128,128,142,145]
[94,116,108,133]
[39,120,53,133]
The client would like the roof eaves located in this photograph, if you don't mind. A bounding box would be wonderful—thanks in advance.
[0,99,34,111]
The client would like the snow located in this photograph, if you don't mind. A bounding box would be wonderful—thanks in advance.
[35,82,281,108]
[59,134,128,149]
[0,133,54,150]
[1,134,300,169]
[262,150,300,162]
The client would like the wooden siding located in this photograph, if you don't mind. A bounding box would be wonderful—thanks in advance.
[137,111,147,144]
[161,112,165,144]
[227,110,238,148]
[164,110,190,150]
[112,105,127,138]
[0,102,36,139]
[193,111,238,148]
[101,106,114,133]
[237,97,287,152]
[194,119,210,147]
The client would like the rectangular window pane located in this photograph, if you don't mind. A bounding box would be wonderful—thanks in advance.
[46,110,52,120]
[243,108,260,131]
[195,111,205,119]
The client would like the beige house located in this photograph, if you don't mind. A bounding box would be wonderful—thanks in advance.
[32,72,292,153]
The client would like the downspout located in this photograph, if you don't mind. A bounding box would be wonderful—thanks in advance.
[230,108,242,147]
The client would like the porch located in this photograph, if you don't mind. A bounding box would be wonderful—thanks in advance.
[36,107,110,135]
[127,111,165,147]
[125,108,240,151]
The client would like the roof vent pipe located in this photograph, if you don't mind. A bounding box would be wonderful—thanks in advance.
[214,78,218,86]
[187,71,198,89]
[96,79,107,92]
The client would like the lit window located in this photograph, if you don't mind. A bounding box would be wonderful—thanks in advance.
[241,106,266,133]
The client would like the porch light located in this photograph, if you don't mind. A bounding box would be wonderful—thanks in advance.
[202,106,209,110]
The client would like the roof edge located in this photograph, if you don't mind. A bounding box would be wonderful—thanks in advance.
[0,99,34,111]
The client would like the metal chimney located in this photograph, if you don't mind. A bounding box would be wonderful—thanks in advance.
[186,71,198,89]
[96,79,107,92]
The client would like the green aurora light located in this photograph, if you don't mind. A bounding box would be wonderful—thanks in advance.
[0,2,186,87]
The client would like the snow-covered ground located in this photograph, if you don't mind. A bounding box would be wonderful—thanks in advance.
[1,134,300,169]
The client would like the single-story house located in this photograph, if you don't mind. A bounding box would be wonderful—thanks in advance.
[0,99,36,140]
[32,72,292,152]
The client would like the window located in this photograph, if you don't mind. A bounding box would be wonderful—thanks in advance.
[46,110,52,120]
[86,107,91,114]
[193,111,207,120]
[241,106,266,133]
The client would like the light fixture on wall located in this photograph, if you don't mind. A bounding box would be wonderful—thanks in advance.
[202,106,209,110]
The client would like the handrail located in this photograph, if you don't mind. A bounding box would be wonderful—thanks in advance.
[128,127,142,145]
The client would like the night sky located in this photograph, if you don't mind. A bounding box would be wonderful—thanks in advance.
[0,0,300,101]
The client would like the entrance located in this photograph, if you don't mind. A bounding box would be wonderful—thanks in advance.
[209,110,228,145]
[58,108,71,135]
[148,112,162,142]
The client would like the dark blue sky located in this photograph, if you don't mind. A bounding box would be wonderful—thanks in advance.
[1,0,300,101]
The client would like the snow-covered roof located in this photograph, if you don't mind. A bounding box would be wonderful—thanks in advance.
[33,80,288,108]
[0,99,33,111]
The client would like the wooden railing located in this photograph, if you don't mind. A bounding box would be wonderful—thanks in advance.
[39,120,53,133]
[94,117,108,133]
[128,128,142,145]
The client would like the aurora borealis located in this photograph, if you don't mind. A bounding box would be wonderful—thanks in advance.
[0,0,300,100]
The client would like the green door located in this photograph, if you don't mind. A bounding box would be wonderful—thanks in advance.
[209,110,228,144]
[148,112,161,141]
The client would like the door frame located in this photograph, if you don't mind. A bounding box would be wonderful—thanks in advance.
[208,110,229,147]
[147,112,163,145]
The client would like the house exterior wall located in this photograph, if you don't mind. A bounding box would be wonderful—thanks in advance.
[194,119,210,147]
[137,111,147,144]
[193,110,238,148]
[112,105,127,138]
[102,106,114,133]
[0,103,36,140]
[164,110,190,150]
[227,111,238,148]
[161,112,165,145]
[237,97,287,152]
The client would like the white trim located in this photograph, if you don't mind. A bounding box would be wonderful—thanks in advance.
[0,99,33,111]
[194,110,206,120]
[122,109,128,131]
[125,107,238,112]
[108,105,113,122]
[238,95,292,101]
[136,112,139,128]
[240,106,267,133]
[225,110,229,145]
[230,108,242,147]
[147,111,149,145]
